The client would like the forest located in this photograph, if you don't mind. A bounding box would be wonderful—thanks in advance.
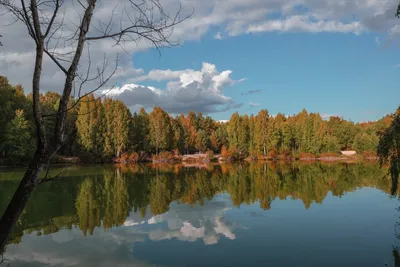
[0,75,393,165]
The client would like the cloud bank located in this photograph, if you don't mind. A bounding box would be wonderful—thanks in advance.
[102,62,245,114]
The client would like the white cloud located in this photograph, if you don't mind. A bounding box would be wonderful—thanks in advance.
[375,36,381,46]
[101,62,245,114]
[243,15,363,35]
[249,102,260,107]
[321,113,340,119]
[214,32,223,40]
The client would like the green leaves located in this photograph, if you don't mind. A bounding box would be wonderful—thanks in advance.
[1,110,34,164]
[377,107,400,195]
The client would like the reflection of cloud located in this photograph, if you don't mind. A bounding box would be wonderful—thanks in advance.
[214,218,236,240]
[5,199,236,266]
[123,220,145,226]
[148,217,235,245]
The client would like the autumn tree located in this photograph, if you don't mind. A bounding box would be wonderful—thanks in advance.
[149,107,172,154]
[227,112,249,158]
[113,101,131,157]
[254,109,269,156]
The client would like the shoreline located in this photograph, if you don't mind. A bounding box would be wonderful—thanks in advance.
[0,154,379,168]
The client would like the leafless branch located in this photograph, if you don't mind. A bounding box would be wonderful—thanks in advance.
[86,0,192,55]
[40,165,67,184]
[0,253,10,267]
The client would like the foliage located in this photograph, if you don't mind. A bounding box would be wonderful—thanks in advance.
[0,75,394,164]
[152,151,175,163]
[195,130,210,153]
[377,107,400,195]
[1,110,34,164]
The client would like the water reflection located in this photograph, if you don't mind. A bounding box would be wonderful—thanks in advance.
[0,162,399,266]
[0,162,394,246]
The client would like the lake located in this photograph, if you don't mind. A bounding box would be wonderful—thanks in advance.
[0,162,399,267]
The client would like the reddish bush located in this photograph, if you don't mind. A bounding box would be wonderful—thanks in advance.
[319,152,340,158]
[299,152,316,160]
[362,151,378,159]
[115,152,130,163]
[152,151,175,163]
[220,146,235,162]
[267,149,278,160]
[278,150,292,160]
[128,152,140,163]
[172,149,181,156]
[221,146,230,157]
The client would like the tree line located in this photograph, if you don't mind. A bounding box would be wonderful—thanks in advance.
[0,75,392,164]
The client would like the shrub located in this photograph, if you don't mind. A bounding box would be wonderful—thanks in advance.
[128,152,140,163]
[299,152,316,160]
[116,153,130,163]
[220,146,236,162]
[319,152,340,158]
[362,151,378,159]
[152,151,175,163]
[206,150,214,160]
[278,150,291,160]
[267,149,278,160]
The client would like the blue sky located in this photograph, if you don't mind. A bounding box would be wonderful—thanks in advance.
[132,31,399,122]
[1,0,400,122]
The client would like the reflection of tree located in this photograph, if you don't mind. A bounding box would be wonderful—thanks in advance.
[76,179,102,237]
[4,162,392,244]
[103,169,129,229]
[150,171,172,215]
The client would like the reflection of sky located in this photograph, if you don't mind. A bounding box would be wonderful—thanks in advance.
[4,189,400,267]
[4,195,236,267]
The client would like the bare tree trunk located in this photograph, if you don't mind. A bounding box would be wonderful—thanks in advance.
[0,151,47,251]
[0,39,46,251]
[263,142,266,157]
[0,0,188,253]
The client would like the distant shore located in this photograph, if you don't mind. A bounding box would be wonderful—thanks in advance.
[0,153,379,168]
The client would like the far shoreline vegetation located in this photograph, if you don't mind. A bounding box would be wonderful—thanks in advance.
[0,75,393,167]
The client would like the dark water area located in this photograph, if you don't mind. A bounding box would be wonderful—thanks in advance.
[0,162,399,267]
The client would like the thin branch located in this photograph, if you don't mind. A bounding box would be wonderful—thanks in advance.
[40,166,67,184]
[44,48,68,74]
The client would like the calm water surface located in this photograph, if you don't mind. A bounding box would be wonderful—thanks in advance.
[0,162,399,267]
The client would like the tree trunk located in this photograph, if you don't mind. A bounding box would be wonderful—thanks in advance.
[0,151,46,252]
[263,143,266,157]
[0,36,47,252]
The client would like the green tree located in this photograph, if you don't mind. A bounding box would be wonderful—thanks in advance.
[378,107,400,195]
[1,110,33,163]
[171,117,184,152]
[0,77,31,152]
[195,129,210,153]
[353,132,379,153]
[113,101,130,157]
